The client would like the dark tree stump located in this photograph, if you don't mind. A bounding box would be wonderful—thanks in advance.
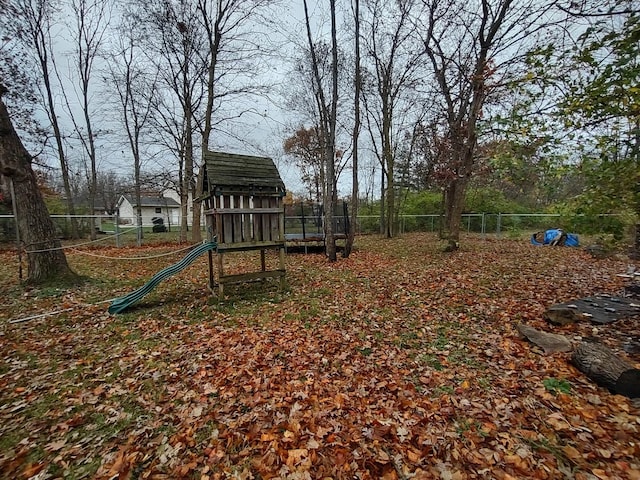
[571,341,640,398]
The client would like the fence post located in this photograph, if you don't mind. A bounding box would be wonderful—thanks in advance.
[481,213,486,238]
[115,211,121,248]
[9,179,22,280]
[497,213,502,237]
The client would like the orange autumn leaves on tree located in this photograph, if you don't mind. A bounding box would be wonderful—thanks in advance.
[284,126,344,203]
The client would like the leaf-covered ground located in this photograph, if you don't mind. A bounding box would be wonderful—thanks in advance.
[0,233,638,480]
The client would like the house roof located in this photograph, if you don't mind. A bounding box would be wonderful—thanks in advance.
[120,195,180,208]
[203,150,285,194]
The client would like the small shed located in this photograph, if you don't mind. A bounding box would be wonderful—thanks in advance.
[117,194,180,227]
[201,151,286,295]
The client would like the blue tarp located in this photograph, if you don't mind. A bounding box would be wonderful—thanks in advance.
[531,229,579,247]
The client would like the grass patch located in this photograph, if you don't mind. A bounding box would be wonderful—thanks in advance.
[418,353,445,371]
[48,456,103,479]
[448,350,483,368]
[358,347,373,356]
[518,434,576,472]
[543,378,572,395]
[0,430,25,453]
[432,385,455,396]
[395,331,420,349]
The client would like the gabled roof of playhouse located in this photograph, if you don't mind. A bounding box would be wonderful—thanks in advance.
[202,150,285,194]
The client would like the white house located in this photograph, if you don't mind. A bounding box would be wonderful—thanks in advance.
[163,190,205,228]
[116,194,181,227]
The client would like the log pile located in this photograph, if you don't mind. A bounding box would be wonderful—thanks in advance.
[518,293,639,399]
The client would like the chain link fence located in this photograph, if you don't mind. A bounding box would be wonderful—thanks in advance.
[0,212,627,249]
[0,214,206,249]
[356,213,626,239]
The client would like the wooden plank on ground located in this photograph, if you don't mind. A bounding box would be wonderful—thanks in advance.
[219,270,286,284]
[545,295,640,325]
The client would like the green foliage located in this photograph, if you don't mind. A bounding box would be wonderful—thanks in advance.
[44,196,68,215]
[400,190,442,215]
[484,141,581,209]
[560,11,640,225]
[497,8,639,247]
[398,188,532,216]
[553,204,632,241]
[550,155,637,239]
[543,377,572,395]
[563,13,640,152]
[464,187,527,214]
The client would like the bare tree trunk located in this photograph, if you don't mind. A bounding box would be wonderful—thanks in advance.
[442,176,467,251]
[179,24,193,243]
[344,0,361,258]
[0,85,77,284]
[108,28,156,246]
[324,0,339,261]
[379,166,385,234]
[177,148,188,242]
[181,107,193,243]
[25,0,80,238]
[303,0,338,261]
[135,186,143,246]
[68,0,110,242]
[382,95,394,238]
[421,0,524,251]
[192,173,203,241]
[384,141,394,238]
[194,0,223,245]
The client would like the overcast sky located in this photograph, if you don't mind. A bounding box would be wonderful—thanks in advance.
[6,0,373,199]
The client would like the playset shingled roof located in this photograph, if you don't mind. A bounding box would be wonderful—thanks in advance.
[202,150,285,195]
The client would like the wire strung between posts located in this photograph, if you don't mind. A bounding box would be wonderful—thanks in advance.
[7,240,215,323]
[7,298,116,324]
[24,228,139,254]
[68,242,198,260]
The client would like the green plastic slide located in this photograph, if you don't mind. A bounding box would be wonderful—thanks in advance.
[108,241,217,314]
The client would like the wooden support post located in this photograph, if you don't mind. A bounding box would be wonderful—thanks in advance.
[279,246,286,290]
[260,248,267,286]
[278,202,286,289]
[208,250,214,290]
[217,252,225,297]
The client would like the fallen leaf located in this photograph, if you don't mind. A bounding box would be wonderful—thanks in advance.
[45,439,67,452]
